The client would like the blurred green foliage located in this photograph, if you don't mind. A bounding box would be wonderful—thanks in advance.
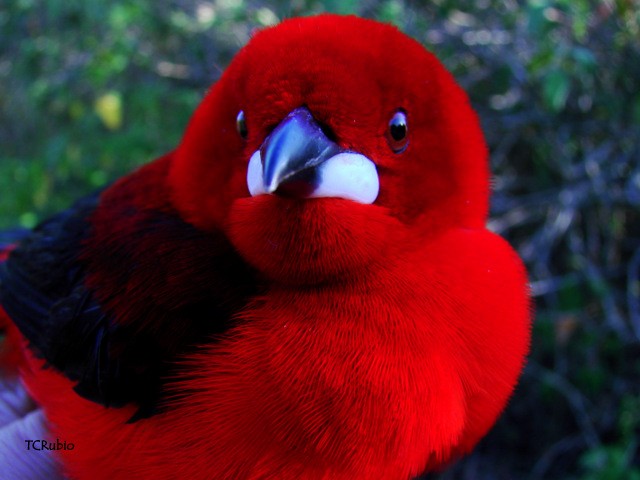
[1,0,639,478]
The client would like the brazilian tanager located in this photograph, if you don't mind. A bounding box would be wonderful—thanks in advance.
[0,14,531,480]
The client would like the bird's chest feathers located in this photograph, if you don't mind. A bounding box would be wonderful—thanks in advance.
[234,279,468,465]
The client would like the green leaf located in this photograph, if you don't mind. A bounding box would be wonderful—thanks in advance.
[572,47,597,70]
[543,69,571,111]
[323,0,360,15]
[378,0,405,26]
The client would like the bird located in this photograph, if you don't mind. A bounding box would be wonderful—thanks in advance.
[0,14,531,480]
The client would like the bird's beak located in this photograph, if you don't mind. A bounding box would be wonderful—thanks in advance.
[247,107,379,204]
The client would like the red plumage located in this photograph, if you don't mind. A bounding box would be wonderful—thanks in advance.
[0,14,530,479]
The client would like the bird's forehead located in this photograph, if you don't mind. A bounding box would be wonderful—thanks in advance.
[228,33,424,134]
[231,19,425,101]
[244,43,377,92]
[252,58,377,110]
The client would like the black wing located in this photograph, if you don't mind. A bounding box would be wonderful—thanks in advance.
[0,164,257,420]
[0,193,124,403]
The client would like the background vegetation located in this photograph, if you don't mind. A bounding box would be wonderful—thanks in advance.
[1,0,639,478]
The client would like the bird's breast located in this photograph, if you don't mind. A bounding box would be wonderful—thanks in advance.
[167,228,529,479]
[219,280,468,476]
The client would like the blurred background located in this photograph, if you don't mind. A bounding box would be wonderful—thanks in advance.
[1,0,639,478]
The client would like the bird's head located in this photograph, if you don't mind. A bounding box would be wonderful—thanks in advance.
[170,15,489,283]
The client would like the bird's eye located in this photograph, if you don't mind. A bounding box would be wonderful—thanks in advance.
[236,110,248,139]
[386,110,408,153]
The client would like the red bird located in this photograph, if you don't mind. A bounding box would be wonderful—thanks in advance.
[0,14,530,480]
